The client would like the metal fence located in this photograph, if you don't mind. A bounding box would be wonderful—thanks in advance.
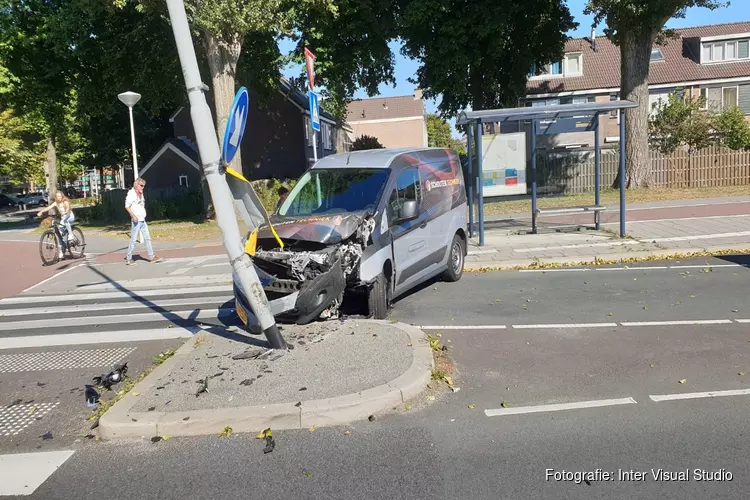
[536,146,750,193]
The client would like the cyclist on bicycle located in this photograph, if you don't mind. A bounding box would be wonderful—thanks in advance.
[37,190,75,242]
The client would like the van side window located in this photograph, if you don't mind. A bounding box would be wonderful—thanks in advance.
[388,168,422,224]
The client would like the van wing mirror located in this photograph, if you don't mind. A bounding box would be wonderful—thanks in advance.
[398,200,418,221]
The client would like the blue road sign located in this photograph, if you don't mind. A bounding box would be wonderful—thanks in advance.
[309,91,321,132]
[221,86,249,165]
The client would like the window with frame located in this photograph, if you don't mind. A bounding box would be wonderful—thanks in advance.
[702,39,750,63]
[179,175,189,187]
[650,49,665,62]
[529,53,582,79]
[388,168,422,225]
[565,53,582,75]
[723,86,738,109]
[609,93,619,119]
[323,123,333,150]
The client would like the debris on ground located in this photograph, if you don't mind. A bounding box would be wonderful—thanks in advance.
[232,350,262,361]
[195,377,209,397]
[85,385,100,407]
[219,426,233,438]
[256,428,275,454]
[92,362,128,390]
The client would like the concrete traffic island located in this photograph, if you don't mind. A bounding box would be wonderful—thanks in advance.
[98,320,433,439]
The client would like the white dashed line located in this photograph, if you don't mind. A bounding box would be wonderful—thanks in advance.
[22,263,85,293]
[418,325,507,330]
[514,241,640,253]
[650,388,750,402]
[0,284,234,305]
[519,263,744,273]
[511,323,618,329]
[731,319,750,323]
[620,320,733,327]
[653,231,750,242]
[596,266,669,271]
[485,397,637,417]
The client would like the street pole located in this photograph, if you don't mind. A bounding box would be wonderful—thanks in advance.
[165,0,286,350]
[128,106,139,178]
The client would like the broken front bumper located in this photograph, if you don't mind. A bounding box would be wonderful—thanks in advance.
[232,258,346,327]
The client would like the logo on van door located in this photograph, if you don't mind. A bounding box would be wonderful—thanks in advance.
[425,178,460,191]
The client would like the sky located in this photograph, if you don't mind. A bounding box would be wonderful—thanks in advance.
[280,1,749,134]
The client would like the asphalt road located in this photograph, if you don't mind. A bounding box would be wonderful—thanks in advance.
[2,255,749,499]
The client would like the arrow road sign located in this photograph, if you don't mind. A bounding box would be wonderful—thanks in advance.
[221,86,249,165]
[309,91,320,132]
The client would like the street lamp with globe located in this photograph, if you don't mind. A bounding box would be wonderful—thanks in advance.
[118,91,142,182]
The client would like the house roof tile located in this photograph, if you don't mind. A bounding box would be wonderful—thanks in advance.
[527,21,750,96]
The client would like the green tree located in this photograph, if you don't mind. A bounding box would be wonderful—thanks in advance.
[399,0,576,116]
[426,114,452,148]
[288,0,398,120]
[0,108,45,186]
[713,106,750,151]
[585,0,728,187]
[649,92,712,154]
[352,135,384,150]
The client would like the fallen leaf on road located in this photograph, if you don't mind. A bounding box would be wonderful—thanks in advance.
[690,295,696,298]
[643,306,648,310]
[303,472,312,478]
[28,407,37,415]
[732,310,739,313]
[444,376,453,385]
[405,403,412,410]
[650,364,655,368]
[219,426,233,438]
[739,372,745,376]
[450,386,460,393]
[436,333,442,338]
[607,313,613,317]
[407,343,412,347]
[344,431,351,435]
[308,425,315,433]
[132,392,140,397]
[447,339,452,343]
[679,379,687,384]
[162,436,171,441]
[468,404,475,409]
[501,402,508,408]
[256,428,272,440]
[495,299,501,303]
[426,396,435,401]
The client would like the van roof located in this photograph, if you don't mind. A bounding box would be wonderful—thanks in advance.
[312,147,454,170]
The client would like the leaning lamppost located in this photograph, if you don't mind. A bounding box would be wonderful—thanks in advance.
[118,91,142,180]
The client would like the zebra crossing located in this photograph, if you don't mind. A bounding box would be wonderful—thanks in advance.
[0,275,238,350]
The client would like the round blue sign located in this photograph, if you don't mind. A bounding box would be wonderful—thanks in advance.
[221,86,249,165]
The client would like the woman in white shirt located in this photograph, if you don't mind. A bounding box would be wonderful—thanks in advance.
[37,190,75,242]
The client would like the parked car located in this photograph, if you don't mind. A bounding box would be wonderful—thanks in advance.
[18,192,48,207]
[0,193,23,210]
[232,147,468,327]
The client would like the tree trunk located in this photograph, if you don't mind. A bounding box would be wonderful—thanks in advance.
[43,136,57,195]
[202,31,243,217]
[619,31,654,188]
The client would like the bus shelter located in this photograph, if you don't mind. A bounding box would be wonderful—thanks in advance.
[457,100,639,246]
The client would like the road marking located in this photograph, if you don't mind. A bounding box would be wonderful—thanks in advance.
[485,397,637,417]
[514,241,639,253]
[519,263,744,274]
[418,325,507,330]
[650,388,750,402]
[512,323,618,329]
[0,307,235,332]
[0,326,203,349]
[596,266,669,271]
[0,284,234,305]
[169,267,192,275]
[467,249,498,256]
[0,347,136,373]
[21,263,85,293]
[620,320,733,327]
[519,268,591,273]
[0,402,59,437]
[162,254,225,264]
[202,262,230,268]
[0,296,231,317]
[602,213,750,225]
[733,319,750,323]
[0,450,74,496]
[652,231,750,243]
[73,273,231,291]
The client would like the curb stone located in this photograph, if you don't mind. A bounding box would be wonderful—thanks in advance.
[98,320,433,440]
[464,244,750,272]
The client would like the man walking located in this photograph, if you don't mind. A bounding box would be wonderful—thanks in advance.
[125,177,162,265]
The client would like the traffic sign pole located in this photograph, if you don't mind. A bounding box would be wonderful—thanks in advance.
[165,0,285,350]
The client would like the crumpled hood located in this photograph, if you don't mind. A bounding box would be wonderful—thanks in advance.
[257,212,367,245]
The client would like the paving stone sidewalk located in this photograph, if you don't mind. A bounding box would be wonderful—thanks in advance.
[466,214,750,270]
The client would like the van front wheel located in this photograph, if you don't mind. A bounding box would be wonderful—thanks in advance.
[441,234,465,282]
[368,272,391,319]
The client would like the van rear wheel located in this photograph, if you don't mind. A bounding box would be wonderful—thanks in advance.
[368,272,391,319]
[441,234,465,282]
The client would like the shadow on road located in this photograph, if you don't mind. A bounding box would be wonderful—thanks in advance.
[85,265,268,349]
[715,253,750,268]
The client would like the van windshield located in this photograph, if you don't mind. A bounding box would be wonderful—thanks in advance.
[279,168,389,217]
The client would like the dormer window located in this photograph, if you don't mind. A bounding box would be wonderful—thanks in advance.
[529,53,582,79]
[701,38,750,63]
[650,49,665,62]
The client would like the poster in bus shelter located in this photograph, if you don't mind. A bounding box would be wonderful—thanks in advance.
[480,132,527,196]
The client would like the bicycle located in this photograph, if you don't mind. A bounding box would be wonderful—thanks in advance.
[39,215,86,266]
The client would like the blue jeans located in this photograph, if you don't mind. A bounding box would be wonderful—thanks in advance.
[126,220,154,261]
[61,212,74,239]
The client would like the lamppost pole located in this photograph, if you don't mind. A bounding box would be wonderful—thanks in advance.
[118,91,142,182]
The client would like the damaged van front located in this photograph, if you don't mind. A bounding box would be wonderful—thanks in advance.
[234,166,388,326]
